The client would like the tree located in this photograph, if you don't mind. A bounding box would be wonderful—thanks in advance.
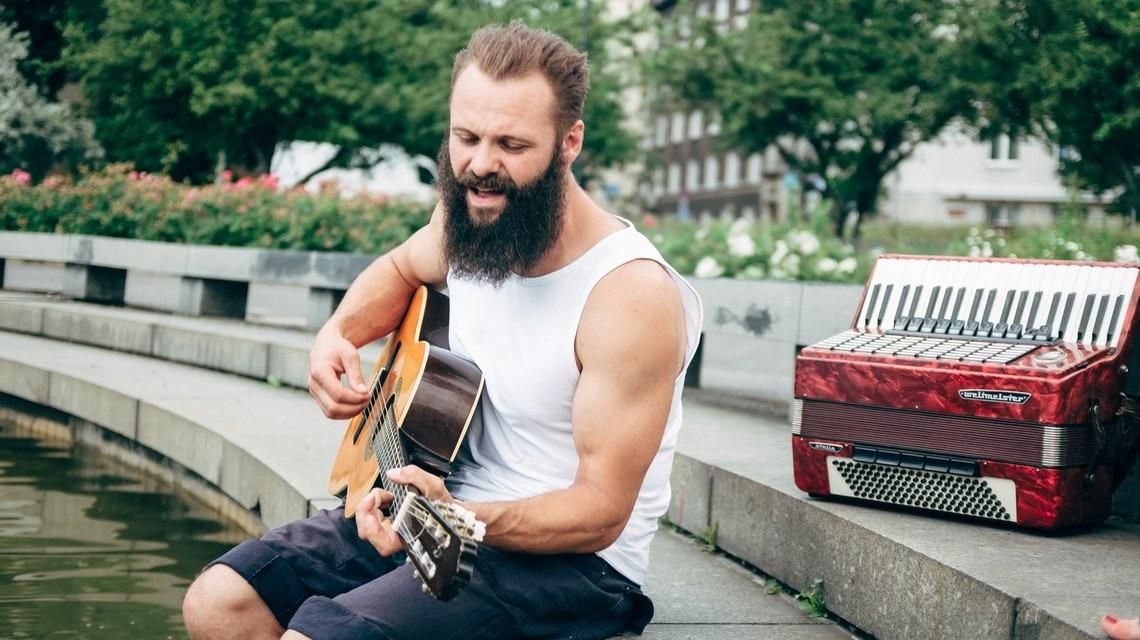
[651,0,972,236]
[0,22,101,180]
[959,0,1140,224]
[60,0,638,183]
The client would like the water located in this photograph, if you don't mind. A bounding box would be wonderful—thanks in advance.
[0,420,249,639]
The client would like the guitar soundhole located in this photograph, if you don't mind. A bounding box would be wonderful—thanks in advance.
[352,341,402,445]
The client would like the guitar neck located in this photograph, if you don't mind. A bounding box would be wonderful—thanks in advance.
[370,404,412,513]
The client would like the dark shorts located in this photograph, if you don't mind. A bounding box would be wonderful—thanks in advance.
[210,506,654,640]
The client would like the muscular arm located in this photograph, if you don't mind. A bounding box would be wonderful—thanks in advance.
[307,204,448,418]
[469,259,686,553]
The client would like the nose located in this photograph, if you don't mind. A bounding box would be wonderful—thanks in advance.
[467,142,500,178]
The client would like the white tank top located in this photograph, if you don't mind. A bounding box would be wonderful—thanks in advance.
[444,219,702,585]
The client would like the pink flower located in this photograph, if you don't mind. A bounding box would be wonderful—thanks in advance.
[642,213,659,230]
[235,176,254,189]
[11,169,31,185]
[258,174,279,190]
[221,170,233,183]
[183,188,198,203]
[129,170,140,180]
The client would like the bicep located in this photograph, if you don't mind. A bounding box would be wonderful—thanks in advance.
[570,261,686,509]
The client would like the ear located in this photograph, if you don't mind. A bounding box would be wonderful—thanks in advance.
[560,120,585,166]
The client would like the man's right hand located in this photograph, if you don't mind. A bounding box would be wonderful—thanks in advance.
[308,328,372,419]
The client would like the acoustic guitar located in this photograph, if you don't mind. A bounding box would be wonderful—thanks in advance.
[328,285,486,601]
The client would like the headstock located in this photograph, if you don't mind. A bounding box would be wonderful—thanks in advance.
[392,493,485,601]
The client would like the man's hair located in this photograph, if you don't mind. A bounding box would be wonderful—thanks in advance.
[451,21,589,135]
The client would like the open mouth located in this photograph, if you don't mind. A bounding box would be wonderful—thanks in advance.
[469,187,504,198]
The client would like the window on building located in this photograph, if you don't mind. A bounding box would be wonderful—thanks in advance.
[671,112,685,144]
[715,0,730,21]
[653,168,665,197]
[746,153,763,184]
[686,159,701,191]
[655,115,668,148]
[706,114,721,137]
[989,132,1021,162]
[736,0,751,10]
[667,163,681,194]
[688,111,704,140]
[704,155,720,189]
[696,1,710,18]
[724,152,740,188]
[986,203,1021,228]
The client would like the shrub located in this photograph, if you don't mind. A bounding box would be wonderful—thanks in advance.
[0,165,431,255]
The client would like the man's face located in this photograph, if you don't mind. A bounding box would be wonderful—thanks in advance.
[439,65,569,283]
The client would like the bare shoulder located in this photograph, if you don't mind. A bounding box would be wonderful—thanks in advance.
[393,202,448,286]
[577,259,686,374]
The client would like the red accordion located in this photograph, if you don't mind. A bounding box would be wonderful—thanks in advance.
[792,255,1140,529]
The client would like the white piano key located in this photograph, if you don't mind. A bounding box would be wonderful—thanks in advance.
[1083,266,1114,347]
[1105,267,1139,348]
[1055,265,1088,342]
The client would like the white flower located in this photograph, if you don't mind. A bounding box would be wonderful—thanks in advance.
[1065,241,1080,252]
[695,227,708,241]
[787,230,821,255]
[837,257,857,274]
[737,264,766,279]
[968,245,980,257]
[694,256,724,278]
[1115,244,1140,264]
[727,232,756,257]
[730,217,751,235]
[981,242,993,257]
[770,239,789,266]
[817,257,837,272]
[784,254,802,278]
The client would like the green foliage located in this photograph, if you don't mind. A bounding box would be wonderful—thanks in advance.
[795,578,827,618]
[0,165,430,254]
[650,0,971,233]
[641,214,1140,283]
[0,22,101,181]
[959,0,1140,221]
[58,0,639,183]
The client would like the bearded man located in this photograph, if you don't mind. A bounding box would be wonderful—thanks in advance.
[182,21,702,640]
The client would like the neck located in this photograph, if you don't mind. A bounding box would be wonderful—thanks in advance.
[520,177,624,278]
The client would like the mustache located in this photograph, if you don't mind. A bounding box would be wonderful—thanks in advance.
[457,171,516,192]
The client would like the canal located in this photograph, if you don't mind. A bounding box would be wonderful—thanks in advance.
[0,418,249,639]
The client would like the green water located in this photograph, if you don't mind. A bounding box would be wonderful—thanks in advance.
[0,421,248,639]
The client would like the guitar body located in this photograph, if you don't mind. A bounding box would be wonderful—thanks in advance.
[328,285,485,517]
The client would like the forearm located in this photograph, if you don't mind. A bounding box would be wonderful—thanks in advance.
[465,482,631,554]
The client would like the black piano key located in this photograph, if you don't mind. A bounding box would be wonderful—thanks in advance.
[1011,291,1029,330]
[904,285,924,331]
[978,289,998,336]
[1057,293,1076,341]
[941,288,966,334]
[963,289,984,335]
[1025,291,1043,333]
[1039,291,1061,340]
[894,284,912,329]
[864,284,881,327]
[876,284,894,327]
[998,290,1016,323]
[1106,294,1125,345]
[1076,293,1096,341]
[920,286,945,332]
[1091,294,1111,344]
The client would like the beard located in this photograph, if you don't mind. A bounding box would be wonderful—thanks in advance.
[437,140,567,285]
